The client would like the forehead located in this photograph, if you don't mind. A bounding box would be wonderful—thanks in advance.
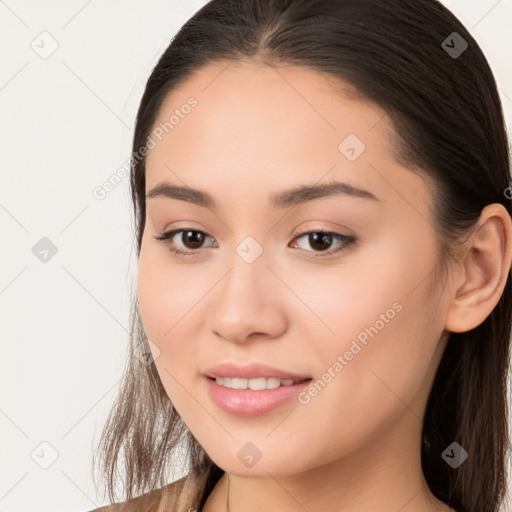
[148,59,389,153]
[143,59,431,221]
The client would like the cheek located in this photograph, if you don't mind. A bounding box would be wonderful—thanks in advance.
[136,253,193,409]
[137,242,201,341]
[301,226,440,364]
[136,243,209,393]
[321,222,440,336]
[301,235,444,433]
[137,250,171,343]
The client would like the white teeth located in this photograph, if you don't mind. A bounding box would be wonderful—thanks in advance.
[214,376,300,390]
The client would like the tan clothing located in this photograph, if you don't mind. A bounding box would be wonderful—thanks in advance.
[86,473,199,512]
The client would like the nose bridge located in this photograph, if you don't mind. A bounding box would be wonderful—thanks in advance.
[220,235,272,311]
[208,233,287,342]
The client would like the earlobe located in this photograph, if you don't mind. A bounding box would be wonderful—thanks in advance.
[444,203,512,333]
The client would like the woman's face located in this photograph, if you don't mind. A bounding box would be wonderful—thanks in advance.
[137,60,453,478]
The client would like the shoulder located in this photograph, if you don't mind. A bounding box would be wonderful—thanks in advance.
[86,475,188,512]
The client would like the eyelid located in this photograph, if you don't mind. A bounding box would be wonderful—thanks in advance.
[289,221,354,240]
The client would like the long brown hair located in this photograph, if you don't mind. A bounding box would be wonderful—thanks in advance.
[93,1,512,511]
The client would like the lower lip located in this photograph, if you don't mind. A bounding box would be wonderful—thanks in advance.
[205,377,312,417]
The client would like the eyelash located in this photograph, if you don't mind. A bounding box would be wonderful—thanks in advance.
[153,228,356,259]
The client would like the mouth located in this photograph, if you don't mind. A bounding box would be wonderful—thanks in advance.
[202,362,314,415]
[206,376,312,390]
[204,376,314,417]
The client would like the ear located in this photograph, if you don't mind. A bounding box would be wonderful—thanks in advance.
[444,203,512,333]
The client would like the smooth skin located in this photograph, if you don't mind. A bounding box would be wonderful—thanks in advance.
[137,59,512,512]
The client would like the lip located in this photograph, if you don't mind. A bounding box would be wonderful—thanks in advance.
[204,376,312,417]
[203,362,312,381]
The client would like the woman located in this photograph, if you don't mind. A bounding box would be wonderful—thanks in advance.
[89,1,512,511]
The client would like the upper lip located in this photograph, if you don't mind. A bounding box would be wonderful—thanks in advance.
[204,362,312,381]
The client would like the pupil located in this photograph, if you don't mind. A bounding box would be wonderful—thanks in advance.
[310,232,331,251]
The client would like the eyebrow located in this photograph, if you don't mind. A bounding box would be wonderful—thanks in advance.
[145,180,379,209]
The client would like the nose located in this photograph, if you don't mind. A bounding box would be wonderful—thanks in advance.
[207,245,288,344]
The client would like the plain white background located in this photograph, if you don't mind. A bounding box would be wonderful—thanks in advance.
[1,1,511,511]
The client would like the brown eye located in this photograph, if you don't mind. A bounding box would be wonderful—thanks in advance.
[291,230,356,257]
[153,229,216,257]
[180,230,206,249]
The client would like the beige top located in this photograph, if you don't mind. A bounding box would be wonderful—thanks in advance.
[87,473,201,512]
